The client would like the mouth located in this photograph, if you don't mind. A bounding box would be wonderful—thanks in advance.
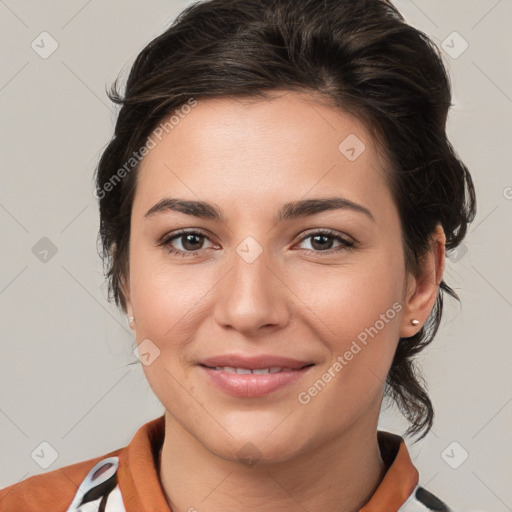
[200,364,313,374]
[197,355,315,398]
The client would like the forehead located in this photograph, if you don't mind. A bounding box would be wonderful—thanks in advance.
[133,92,392,220]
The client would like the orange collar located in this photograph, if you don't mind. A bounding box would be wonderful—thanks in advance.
[117,416,419,512]
[359,431,419,511]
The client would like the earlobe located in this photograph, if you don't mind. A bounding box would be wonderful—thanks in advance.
[121,273,134,323]
[400,225,446,338]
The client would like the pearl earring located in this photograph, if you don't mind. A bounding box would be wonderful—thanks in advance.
[410,319,420,326]
[127,316,135,328]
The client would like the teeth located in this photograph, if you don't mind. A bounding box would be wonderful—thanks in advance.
[252,368,270,374]
[211,366,295,374]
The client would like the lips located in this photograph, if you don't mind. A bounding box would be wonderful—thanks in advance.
[198,354,315,398]
[209,366,295,374]
[199,354,312,370]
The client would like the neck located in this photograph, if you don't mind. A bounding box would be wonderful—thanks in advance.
[158,410,387,512]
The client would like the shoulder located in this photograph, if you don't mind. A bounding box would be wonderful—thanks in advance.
[0,448,122,512]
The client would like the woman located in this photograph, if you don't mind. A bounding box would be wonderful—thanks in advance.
[0,0,476,510]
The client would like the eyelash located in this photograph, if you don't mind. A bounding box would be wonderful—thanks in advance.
[159,228,355,258]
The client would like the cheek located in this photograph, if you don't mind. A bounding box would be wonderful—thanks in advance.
[292,250,405,338]
[129,241,219,341]
[292,272,404,436]
[291,251,405,403]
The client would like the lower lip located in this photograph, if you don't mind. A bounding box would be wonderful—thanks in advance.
[199,365,313,398]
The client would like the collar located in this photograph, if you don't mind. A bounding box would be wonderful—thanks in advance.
[117,415,419,512]
[359,431,419,511]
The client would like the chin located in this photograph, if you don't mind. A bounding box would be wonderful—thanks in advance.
[196,418,314,467]
[213,436,302,467]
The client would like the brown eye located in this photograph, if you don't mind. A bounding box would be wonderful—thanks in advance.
[177,233,205,251]
[297,230,354,254]
[161,230,215,257]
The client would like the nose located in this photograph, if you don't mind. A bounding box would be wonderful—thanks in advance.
[213,243,291,337]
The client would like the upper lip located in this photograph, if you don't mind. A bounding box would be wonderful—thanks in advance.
[199,354,314,370]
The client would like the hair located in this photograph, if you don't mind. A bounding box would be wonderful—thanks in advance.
[94,0,476,440]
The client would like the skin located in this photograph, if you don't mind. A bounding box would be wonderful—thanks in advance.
[122,91,445,512]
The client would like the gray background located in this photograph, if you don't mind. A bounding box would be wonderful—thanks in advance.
[0,1,511,510]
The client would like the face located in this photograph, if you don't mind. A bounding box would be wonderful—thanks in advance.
[124,91,418,464]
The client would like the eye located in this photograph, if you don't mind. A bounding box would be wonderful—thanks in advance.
[295,229,355,254]
[160,229,216,257]
[160,228,355,258]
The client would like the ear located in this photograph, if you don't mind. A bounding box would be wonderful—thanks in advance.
[400,225,446,338]
[121,273,135,329]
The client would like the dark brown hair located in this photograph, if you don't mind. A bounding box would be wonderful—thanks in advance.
[94,0,476,440]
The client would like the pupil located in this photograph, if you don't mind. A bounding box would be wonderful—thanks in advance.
[183,234,201,250]
[312,234,332,250]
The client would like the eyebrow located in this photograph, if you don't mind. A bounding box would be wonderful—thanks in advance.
[144,196,375,223]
